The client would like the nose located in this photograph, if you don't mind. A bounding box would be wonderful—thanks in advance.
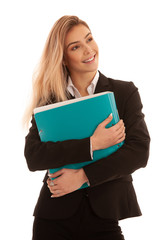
[84,45,94,55]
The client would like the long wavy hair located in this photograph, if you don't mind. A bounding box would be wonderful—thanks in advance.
[23,15,90,128]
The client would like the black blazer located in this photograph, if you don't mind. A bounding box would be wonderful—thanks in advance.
[24,72,150,220]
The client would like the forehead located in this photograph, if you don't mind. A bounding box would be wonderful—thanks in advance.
[65,24,90,45]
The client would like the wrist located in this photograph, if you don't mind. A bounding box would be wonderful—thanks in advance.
[90,136,97,151]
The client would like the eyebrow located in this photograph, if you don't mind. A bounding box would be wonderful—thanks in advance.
[66,32,92,49]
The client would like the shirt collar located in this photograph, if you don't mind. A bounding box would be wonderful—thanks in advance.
[67,71,99,98]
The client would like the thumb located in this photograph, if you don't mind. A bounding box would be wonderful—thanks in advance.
[100,113,113,128]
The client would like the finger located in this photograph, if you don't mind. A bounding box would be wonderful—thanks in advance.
[114,120,125,132]
[116,124,125,135]
[116,133,126,144]
[99,113,113,128]
[47,178,51,187]
[48,185,59,193]
[48,169,64,178]
[47,178,54,185]
[51,190,63,198]
[47,182,59,191]
[51,192,66,198]
[51,194,61,198]
[115,123,126,138]
[50,181,55,187]
[47,178,58,189]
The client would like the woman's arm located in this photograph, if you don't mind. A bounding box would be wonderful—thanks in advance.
[25,106,126,172]
[83,82,150,187]
[24,117,92,171]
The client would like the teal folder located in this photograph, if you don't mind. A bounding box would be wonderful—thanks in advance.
[34,91,124,189]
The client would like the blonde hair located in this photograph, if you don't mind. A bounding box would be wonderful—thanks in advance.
[23,15,90,128]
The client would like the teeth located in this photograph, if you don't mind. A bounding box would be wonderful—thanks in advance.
[84,56,95,63]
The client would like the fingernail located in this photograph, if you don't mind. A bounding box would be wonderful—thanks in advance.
[51,195,54,198]
[109,113,113,117]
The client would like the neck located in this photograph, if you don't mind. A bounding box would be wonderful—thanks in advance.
[70,71,97,94]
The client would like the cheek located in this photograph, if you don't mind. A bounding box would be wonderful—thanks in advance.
[70,55,78,63]
[66,54,81,67]
[92,41,99,52]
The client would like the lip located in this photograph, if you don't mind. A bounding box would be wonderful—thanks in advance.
[83,54,96,64]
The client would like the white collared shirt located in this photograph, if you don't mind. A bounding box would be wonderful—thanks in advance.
[67,71,99,98]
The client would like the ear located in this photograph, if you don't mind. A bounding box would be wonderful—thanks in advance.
[63,55,68,67]
[63,60,66,66]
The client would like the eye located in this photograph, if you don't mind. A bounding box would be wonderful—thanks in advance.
[71,45,79,51]
[87,37,93,43]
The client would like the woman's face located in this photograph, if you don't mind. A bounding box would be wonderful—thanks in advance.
[64,24,99,77]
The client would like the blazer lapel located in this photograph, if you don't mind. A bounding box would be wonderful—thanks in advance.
[94,71,110,94]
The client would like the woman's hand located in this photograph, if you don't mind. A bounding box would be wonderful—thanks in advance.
[91,114,126,151]
[47,168,89,198]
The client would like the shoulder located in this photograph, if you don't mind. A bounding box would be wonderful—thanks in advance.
[99,71,138,98]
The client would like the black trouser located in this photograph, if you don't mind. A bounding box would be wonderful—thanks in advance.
[32,196,125,240]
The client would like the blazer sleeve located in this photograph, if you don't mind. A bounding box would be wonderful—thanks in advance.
[24,116,92,171]
[83,82,150,187]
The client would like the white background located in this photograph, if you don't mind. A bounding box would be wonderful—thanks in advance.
[1,0,159,239]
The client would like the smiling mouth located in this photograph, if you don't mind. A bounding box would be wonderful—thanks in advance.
[83,54,96,63]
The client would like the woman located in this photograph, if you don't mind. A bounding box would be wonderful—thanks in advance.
[24,15,150,240]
